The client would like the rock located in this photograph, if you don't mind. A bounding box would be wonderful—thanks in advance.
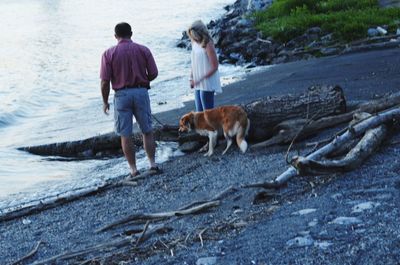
[352,202,381,213]
[307,41,321,49]
[368,28,379,37]
[321,33,333,43]
[314,241,333,249]
[329,216,362,225]
[236,18,253,28]
[246,0,273,13]
[377,26,388,35]
[292,208,317,215]
[179,141,202,153]
[320,47,340,56]
[22,218,32,225]
[308,219,318,227]
[306,27,322,35]
[196,257,217,265]
[286,235,314,247]
[229,53,243,63]
[272,55,288,64]
[245,62,257,69]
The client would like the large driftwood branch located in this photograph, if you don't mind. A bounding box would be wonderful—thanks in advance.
[246,107,400,189]
[32,237,133,265]
[0,174,142,223]
[33,223,168,265]
[292,124,388,175]
[18,124,180,158]
[243,84,346,141]
[19,85,345,157]
[252,91,400,149]
[96,200,220,233]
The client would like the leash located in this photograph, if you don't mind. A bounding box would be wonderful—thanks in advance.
[151,113,166,127]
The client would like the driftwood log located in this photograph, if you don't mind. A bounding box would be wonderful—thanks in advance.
[251,91,400,149]
[245,106,400,189]
[243,84,346,141]
[19,85,346,158]
[292,124,388,175]
[18,125,181,158]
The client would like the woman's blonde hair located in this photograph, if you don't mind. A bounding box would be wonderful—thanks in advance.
[187,20,211,48]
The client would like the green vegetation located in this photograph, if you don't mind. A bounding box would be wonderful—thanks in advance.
[253,0,400,42]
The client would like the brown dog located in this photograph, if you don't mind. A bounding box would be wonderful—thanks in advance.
[179,106,250,156]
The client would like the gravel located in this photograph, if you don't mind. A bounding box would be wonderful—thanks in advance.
[1,48,400,265]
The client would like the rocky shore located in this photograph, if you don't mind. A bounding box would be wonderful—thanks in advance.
[177,0,400,67]
[1,48,399,265]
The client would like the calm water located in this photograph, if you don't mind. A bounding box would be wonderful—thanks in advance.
[0,0,246,209]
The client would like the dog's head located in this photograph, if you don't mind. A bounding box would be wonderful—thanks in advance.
[179,112,195,133]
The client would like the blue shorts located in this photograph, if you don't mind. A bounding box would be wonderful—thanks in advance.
[194,90,214,112]
[113,88,152,136]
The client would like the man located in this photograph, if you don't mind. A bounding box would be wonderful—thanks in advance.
[100,22,159,177]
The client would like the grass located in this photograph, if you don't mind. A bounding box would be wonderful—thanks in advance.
[253,0,400,42]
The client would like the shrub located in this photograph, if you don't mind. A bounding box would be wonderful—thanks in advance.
[253,0,400,42]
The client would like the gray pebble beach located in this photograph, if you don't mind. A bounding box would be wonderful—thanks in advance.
[1,48,400,265]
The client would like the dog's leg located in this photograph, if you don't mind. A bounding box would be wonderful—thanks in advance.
[222,133,233,155]
[205,131,218,156]
[236,126,248,153]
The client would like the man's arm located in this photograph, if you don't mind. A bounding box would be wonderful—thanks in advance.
[145,48,158,81]
[101,80,110,115]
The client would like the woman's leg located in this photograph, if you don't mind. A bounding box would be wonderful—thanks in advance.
[194,90,203,112]
[200,91,214,110]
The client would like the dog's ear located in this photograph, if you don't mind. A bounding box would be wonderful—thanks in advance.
[179,113,191,132]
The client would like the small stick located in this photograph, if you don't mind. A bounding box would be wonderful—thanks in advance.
[285,110,322,165]
[242,181,285,189]
[198,228,208,248]
[184,231,192,244]
[97,201,219,233]
[12,241,43,265]
[178,186,237,211]
[136,221,150,247]
[159,239,169,249]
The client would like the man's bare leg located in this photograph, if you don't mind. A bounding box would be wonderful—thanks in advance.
[121,136,138,175]
[143,131,157,168]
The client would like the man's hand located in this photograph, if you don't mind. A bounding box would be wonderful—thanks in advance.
[103,102,110,115]
[101,80,111,115]
[190,79,194,89]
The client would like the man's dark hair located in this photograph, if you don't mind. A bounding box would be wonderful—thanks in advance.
[115,22,132,38]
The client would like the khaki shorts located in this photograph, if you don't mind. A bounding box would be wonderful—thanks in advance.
[113,88,152,136]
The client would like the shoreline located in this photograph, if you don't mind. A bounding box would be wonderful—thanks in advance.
[1,48,400,264]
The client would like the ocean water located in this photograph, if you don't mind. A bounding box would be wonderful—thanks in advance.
[0,0,247,209]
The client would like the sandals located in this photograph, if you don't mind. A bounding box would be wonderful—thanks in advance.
[126,171,141,180]
[148,166,162,175]
[126,166,162,180]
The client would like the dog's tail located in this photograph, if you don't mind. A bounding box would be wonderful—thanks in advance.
[237,117,250,153]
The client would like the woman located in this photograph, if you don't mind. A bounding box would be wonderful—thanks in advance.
[187,20,222,112]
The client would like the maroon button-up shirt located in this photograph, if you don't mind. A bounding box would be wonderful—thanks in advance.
[100,39,158,90]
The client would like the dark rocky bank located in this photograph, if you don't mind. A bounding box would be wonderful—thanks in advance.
[177,0,400,67]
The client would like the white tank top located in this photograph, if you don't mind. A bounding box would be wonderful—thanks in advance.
[191,41,222,94]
